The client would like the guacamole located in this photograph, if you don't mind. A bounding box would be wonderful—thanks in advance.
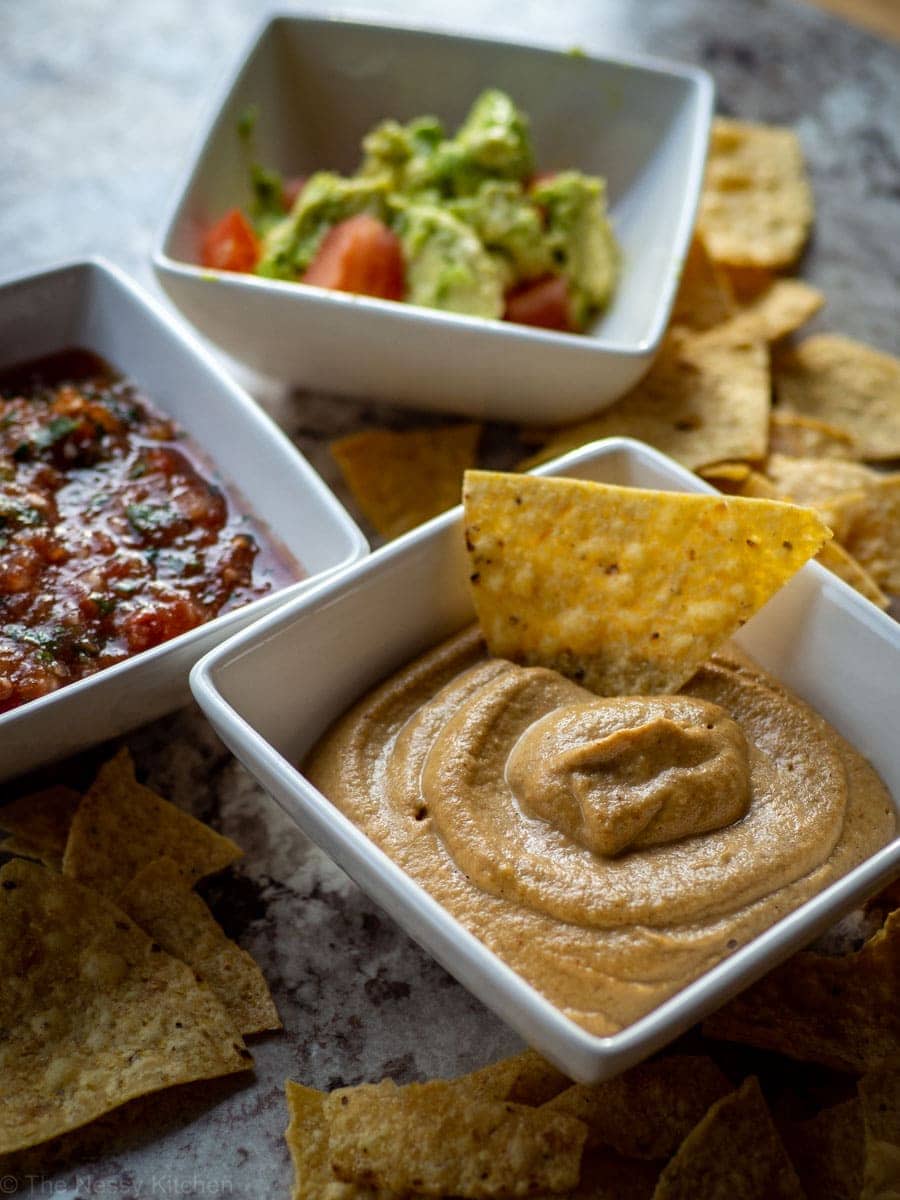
[239,90,619,332]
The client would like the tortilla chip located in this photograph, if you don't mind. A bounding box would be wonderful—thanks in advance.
[816,540,890,610]
[118,858,280,1036]
[62,748,241,898]
[323,1077,587,1196]
[819,475,900,596]
[285,1083,347,1200]
[703,910,900,1073]
[463,470,830,695]
[520,330,770,472]
[653,1077,806,1199]
[543,1055,731,1159]
[455,1049,570,1107]
[0,785,80,868]
[780,1098,865,1200]
[331,423,482,540]
[697,117,814,269]
[670,235,736,330]
[768,411,859,460]
[725,266,779,304]
[860,1067,900,1198]
[711,278,824,345]
[774,334,900,461]
[0,859,251,1155]
[698,461,752,485]
[764,453,880,507]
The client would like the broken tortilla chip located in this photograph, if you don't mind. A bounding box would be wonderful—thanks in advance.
[779,1098,865,1200]
[463,470,830,695]
[331,423,481,540]
[764,453,880,507]
[819,475,900,597]
[653,1077,806,1199]
[323,1077,587,1197]
[698,461,753,486]
[860,1067,900,1197]
[543,1055,731,1159]
[697,117,814,269]
[774,334,900,461]
[703,910,900,1073]
[670,235,736,330]
[62,748,241,898]
[0,786,80,869]
[453,1049,570,1107]
[768,411,858,460]
[520,330,770,472]
[0,859,251,1155]
[118,857,280,1036]
[711,278,824,346]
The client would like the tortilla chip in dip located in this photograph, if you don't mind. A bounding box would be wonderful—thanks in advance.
[698,117,814,269]
[774,334,900,461]
[331,422,481,539]
[118,857,280,1036]
[0,859,251,1155]
[463,470,830,695]
[62,748,241,897]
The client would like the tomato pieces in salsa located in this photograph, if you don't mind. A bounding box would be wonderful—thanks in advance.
[0,350,294,714]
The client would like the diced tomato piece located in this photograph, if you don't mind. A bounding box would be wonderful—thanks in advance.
[201,208,259,273]
[303,214,405,301]
[282,176,307,211]
[504,275,573,332]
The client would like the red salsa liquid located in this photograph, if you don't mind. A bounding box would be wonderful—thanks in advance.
[0,349,297,713]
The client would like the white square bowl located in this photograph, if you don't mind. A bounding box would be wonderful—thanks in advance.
[190,438,900,1081]
[154,15,713,424]
[0,259,368,782]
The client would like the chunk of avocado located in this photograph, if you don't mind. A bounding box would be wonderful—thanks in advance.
[395,201,505,319]
[532,171,619,324]
[257,172,391,280]
[448,181,552,280]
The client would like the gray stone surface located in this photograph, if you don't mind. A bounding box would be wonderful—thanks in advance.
[1,1,898,1196]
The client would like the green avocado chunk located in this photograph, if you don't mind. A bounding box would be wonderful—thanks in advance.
[395,201,506,319]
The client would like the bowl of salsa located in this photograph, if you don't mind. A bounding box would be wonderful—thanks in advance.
[0,258,367,781]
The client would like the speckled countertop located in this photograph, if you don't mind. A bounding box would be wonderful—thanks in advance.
[2,1,899,1196]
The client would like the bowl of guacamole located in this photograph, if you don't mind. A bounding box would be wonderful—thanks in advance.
[154,15,713,421]
[203,90,620,336]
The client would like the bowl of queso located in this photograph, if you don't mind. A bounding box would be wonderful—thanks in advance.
[0,259,367,782]
[154,15,713,422]
[191,437,900,1082]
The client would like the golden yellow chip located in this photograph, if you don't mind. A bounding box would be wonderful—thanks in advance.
[543,1055,730,1159]
[820,475,900,597]
[463,471,830,695]
[780,1099,865,1200]
[711,278,823,345]
[860,1067,900,1196]
[653,1077,805,1199]
[704,910,900,1072]
[698,461,752,485]
[816,540,890,610]
[118,857,280,1036]
[0,785,80,868]
[769,411,858,460]
[454,1049,569,1107]
[765,453,880,507]
[0,858,251,1155]
[323,1078,586,1196]
[670,235,736,330]
[284,1083,338,1200]
[520,330,769,472]
[62,749,242,898]
[698,117,814,269]
[331,423,481,540]
[774,334,900,460]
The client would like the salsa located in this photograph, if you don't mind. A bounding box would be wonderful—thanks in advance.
[0,349,296,714]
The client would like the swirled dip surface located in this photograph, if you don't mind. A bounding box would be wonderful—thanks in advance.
[306,628,895,1033]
